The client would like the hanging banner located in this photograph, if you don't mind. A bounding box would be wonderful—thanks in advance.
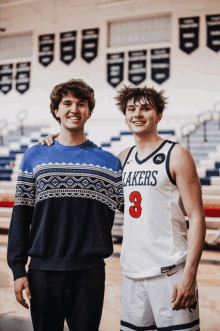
[128,50,147,86]
[107,53,124,88]
[151,48,170,85]
[38,34,55,67]
[16,62,31,94]
[81,28,99,63]
[206,14,220,52]
[60,31,77,65]
[0,64,13,95]
[179,17,199,54]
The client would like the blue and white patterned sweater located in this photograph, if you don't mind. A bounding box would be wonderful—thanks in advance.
[7,139,124,281]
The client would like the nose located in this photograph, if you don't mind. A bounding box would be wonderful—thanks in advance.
[70,103,78,113]
[134,107,142,117]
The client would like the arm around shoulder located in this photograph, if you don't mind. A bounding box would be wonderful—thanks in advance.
[117,147,133,168]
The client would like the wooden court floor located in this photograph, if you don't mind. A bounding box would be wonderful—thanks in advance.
[0,237,220,330]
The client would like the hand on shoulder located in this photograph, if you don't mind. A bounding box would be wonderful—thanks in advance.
[38,133,59,146]
[117,147,133,167]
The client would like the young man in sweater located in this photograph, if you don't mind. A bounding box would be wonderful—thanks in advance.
[7,79,123,331]
[42,85,206,331]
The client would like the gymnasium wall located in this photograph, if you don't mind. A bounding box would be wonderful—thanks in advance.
[0,0,220,132]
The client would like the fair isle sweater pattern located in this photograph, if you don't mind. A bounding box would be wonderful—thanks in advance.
[15,162,123,211]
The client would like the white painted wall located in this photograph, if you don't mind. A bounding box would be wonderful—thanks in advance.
[0,0,220,136]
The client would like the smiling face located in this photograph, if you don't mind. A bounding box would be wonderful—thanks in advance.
[125,97,162,136]
[54,93,90,132]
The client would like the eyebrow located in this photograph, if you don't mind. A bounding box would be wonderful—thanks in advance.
[126,103,150,108]
[63,99,87,103]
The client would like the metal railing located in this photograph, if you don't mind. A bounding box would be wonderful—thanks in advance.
[213,100,220,130]
[0,119,7,146]
[17,109,28,135]
[180,121,197,151]
[197,110,214,142]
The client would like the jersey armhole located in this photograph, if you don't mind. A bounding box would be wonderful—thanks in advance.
[122,146,135,170]
[166,142,178,186]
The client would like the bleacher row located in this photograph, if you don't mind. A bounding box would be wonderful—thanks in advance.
[0,123,219,249]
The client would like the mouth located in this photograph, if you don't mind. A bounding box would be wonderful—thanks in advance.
[68,116,81,121]
[133,121,145,125]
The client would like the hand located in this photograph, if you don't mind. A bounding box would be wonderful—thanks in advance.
[171,274,196,310]
[38,133,59,146]
[14,277,32,309]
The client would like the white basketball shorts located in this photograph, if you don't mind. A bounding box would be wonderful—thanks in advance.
[120,263,199,331]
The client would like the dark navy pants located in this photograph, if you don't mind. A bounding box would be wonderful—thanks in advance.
[27,266,105,331]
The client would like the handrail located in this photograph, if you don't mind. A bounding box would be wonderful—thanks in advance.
[16,109,28,135]
[197,110,213,125]
[213,100,220,130]
[0,119,7,146]
[180,121,197,151]
[197,110,214,142]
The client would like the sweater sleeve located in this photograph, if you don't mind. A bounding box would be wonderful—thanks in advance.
[115,158,124,213]
[7,151,35,281]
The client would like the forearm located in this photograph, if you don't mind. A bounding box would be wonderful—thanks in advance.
[183,214,206,280]
[7,206,33,280]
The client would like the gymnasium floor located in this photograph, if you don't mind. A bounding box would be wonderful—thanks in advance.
[0,238,220,330]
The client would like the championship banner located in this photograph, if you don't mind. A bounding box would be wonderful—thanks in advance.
[0,64,13,95]
[206,14,220,52]
[179,17,199,54]
[128,50,147,86]
[107,53,124,88]
[151,48,170,85]
[39,34,55,67]
[60,31,77,65]
[81,28,99,63]
[16,62,31,94]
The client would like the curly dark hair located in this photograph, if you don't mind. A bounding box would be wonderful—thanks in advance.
[115,85,168,115]
[50,79,95,124]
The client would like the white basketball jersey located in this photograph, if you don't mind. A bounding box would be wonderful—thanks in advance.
[120,140,188,279]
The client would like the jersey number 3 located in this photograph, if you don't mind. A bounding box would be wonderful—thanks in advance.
[129,192,142,218]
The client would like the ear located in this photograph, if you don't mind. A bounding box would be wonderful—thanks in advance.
[54,109,60,118]
[157,113,162,123]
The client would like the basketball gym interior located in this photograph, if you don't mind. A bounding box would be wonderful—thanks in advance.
[0,0,220,330]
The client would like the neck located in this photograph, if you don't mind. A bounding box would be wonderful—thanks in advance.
[133,131,164,159]
[58,126,86,146]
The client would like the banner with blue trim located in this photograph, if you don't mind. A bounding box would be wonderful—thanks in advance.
[81,28,99,63]
[60,31,77,65]
[128,50,147,85]
[206,14,220,52]
[39,34,55,67]
[151,48,170,84]
[0,64,13,95]
[107,53,124,88]
[16,62,31,94]
[179,17,200,54]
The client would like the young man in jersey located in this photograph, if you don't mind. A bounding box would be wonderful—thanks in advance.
[115,85,206,331]
[40,85,206,330]
[7,79,123,331]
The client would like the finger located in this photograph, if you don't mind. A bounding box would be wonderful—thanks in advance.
[52,133,59,138]
[172,294,183,310]
[48,137,54,145]
[171,286,177,303]
[44,138,51,146]
[38,139,45,145]
[15,291,29,309]
[24,282,32,300]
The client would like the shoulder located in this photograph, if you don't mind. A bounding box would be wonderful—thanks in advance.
[117,146,134,168]
[170,143,196,172]
[19,144,48,171]
[89,146,122,172]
